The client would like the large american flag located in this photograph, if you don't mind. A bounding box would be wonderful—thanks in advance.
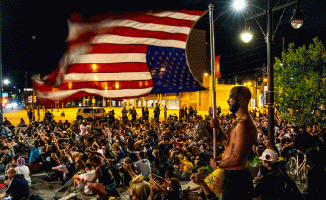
[32,10,206,103]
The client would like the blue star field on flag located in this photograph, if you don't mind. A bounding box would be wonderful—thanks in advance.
[147,46,206,94]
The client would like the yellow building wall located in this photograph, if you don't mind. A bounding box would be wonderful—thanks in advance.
[130,83,261,111]
[215,84,235,111]
[179,81,237,112]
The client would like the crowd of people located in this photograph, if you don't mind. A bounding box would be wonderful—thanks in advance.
[0,86,326,200]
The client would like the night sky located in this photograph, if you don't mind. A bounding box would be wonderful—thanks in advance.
[1,0,326,89]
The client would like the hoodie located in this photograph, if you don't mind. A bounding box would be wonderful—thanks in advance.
[6,174,30,200]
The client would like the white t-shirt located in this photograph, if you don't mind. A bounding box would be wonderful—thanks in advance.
[135,159,151,179]
[56,164,69,180]
[79,170,96,194]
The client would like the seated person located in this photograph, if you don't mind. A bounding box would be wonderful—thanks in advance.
[73,162,96,195]
[51,155,70,182]
[252,149,304,200]
[119,157,135,187]
[134,152,151,181]
[0,168,30,200]
[87,156,116,199]
[191,172,219,200]
[3,118,14,129]
[0,146,13,173]
[18,118,27,127]
[150,173,182,200]
[176,155,193,180]
[16,157,31,186]
[189,159,224,198]
[4,155,19,186]
[23,138,41,164]
[123,162,152,200]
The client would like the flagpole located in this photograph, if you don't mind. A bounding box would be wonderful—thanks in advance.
[209,4,217,158]
[0,6,3,128]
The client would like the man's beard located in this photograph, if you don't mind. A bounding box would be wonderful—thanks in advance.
[229,101,240,114]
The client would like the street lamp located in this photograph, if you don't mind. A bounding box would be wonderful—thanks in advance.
[239,0,304,146]
[290,5,304,29]
[240,1,304,43]
[233,0,247,11]
[241,26,253,43]
[3,79,9,85]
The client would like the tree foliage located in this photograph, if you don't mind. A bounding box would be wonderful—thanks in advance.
[274,38,326,127]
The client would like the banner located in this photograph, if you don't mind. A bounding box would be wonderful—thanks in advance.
[215,55,221,78]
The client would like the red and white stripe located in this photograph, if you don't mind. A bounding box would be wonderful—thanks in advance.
[33,10,206,102]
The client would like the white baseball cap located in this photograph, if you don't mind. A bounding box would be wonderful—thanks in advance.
[259,149,280,162]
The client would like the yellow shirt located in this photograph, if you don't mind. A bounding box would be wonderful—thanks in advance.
[181,160,193,174]
[205,168,225,197]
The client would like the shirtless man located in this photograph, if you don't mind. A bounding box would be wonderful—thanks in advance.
[211,86,257,200]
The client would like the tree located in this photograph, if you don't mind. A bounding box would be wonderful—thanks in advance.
[274,38,326,127]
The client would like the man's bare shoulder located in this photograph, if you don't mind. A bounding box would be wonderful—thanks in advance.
[236,117,257,135]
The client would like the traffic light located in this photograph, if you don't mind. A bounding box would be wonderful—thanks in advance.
[2,97,8,106]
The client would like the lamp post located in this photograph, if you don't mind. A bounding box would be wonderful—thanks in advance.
[266,0,275,146]
[239,0,304,146]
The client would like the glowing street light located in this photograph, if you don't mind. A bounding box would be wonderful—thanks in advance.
[241,30,253,43]
[233,0,247,10]
[290,6,304,29]
[3,79,9,85]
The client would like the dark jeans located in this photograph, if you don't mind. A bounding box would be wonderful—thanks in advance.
[222,169,253,200]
